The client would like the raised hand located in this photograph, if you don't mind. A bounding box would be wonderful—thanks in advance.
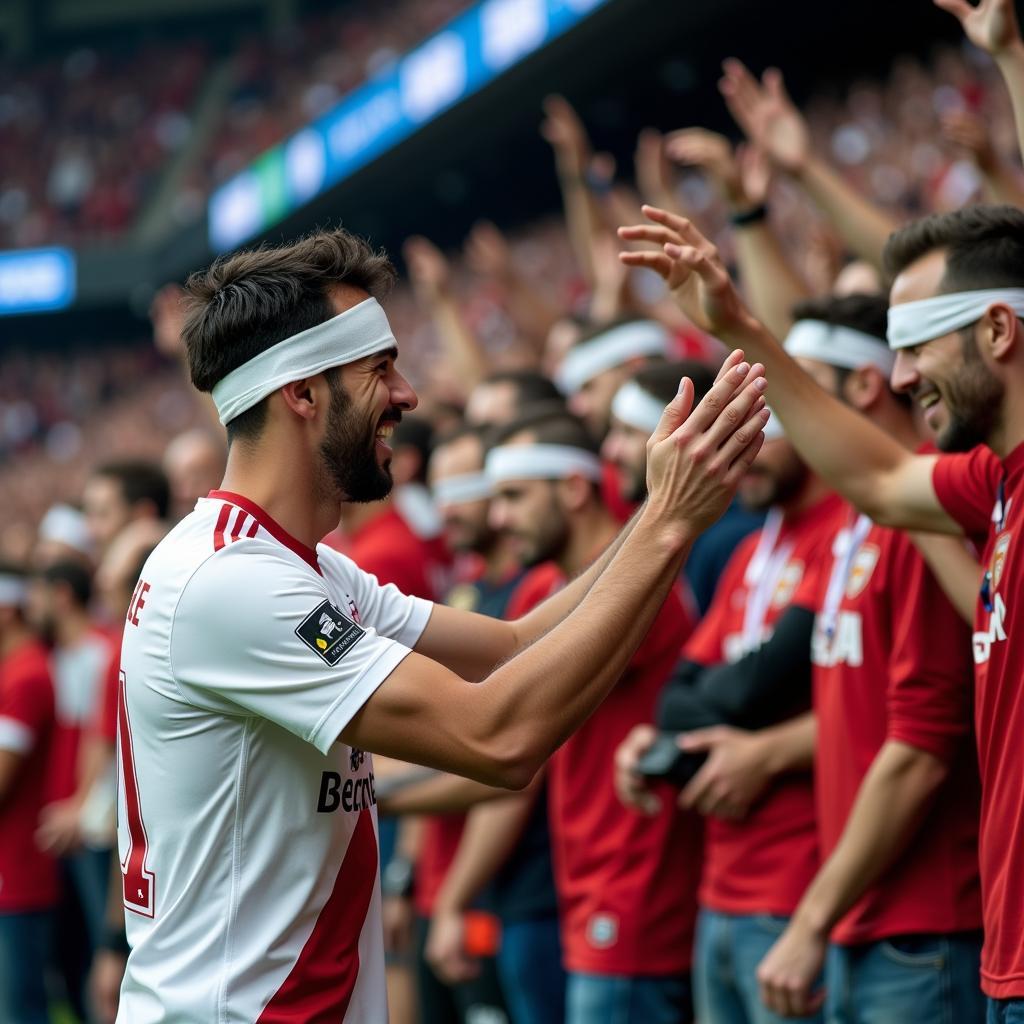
[942,107,999,170]
[464,220,512,281]
[403,236,451,303]
[618,205,763,340]
[720,60,810,174]
[540,94,591,175]
[634,127,676,207]
[644,350,768,537]
[666,127,744,203]
[934,0,1022,55]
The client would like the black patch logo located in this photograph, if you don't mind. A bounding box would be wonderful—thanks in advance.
[296,600,365,665]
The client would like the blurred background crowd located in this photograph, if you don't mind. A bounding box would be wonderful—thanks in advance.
[1,0,1019,1021]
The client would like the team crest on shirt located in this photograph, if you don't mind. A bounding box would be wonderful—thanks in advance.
[296,600,365,665]
[586,913,619,949]
[845,544,880,599]
[992,532,1012,590]
[771,560,805,608]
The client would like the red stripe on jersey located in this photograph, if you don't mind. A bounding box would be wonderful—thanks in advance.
[208,490,321,573]
[229,509,248,543]
[213,504,232,552]
[256,809,378,1022]
[246,518,259,539]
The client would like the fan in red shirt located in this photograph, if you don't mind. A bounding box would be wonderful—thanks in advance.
[615,429,844,1024]
[0,564,59,1023]
[616,206,994,1018]
[486,408,701,1024]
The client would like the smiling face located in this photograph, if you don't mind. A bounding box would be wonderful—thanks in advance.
[889,249,1004,452]
[316,287,417,503]
[488,477,568,567]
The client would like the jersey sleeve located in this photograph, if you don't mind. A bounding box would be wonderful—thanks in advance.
[932,445,1001,540]
[884,532,973,763]
[0,658,54,755]
[170,546,418,754]
[317,543,433,649]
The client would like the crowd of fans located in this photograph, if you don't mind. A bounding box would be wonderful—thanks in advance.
[7,0,1024,1021]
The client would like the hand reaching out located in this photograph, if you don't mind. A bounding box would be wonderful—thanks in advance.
[666,128,744,203]
[934,0,1023,56]
[719,60,810,175]
[618,205,764,341]
[464,220,513,281]
[540,95,592,176]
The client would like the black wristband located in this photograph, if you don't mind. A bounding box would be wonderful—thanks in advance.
[729,203,768,227]
[100,924,130,957]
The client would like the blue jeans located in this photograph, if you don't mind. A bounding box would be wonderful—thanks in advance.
[566,969,693,1024]
[825,932,984,1024]
[497,917,566,1024]
[0,909,53,1024]
[988,997,1024,1023]
[694,908,822,1024]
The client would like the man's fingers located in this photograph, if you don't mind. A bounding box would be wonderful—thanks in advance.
[676,359,756,437]
[691,371,768,454]
[933,0,974,20]
[618,223,682,246]
[677,726,727,752]
[649,377,695,446]
[723,419,767,489]
[640,204,715,252]
[618,249,676,280]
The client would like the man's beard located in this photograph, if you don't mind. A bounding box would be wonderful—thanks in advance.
[317,373,400,504]
[936,332,1004,453]
[517,486,570,568]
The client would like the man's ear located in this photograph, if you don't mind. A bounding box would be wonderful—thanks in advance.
[983,304,1019,363]
[841,365,886,413]
[556,474,593,514]
[279,377,319,421]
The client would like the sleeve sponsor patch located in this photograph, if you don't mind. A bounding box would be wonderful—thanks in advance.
[295,600,365,666]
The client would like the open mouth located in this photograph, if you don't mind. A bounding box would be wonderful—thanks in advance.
[918,390,941,411]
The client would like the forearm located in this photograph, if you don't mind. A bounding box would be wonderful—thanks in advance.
[558,175,600,285]
[755,712,816,775]
[380,772,511,816]
[510,506,641,648]
[996,41,1024,169]
[980,158,1024,207]
[795,156,899,271]
[909,532,981,625]
[429,294,490,394]
[733,221,810,340]
[791,740,947,937]
[433,789,537,912]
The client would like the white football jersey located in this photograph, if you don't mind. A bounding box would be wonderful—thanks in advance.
[116,491,431,1023]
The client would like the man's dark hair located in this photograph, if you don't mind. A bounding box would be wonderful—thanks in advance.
[882,204,1024,291]
[182,229,396,445]
[92,460,170,519]
[632,359,716,408]
[480,369,564,407]
[490,409,599,456]
[40,560,93,608]
[790,293,908,407]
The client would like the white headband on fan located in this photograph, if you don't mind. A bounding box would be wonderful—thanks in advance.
[887,288,1024,350]
[431,473,494,506]
[611,380,665,434]
[485,444,603,484]
[39,503,93,557]
[0,574,27,607]
[784,320,894,374]
[556,321,670,395]
[762,406,785,441]
[211,297,398,425]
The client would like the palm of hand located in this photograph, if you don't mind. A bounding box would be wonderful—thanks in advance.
[963,0,1017,52]
[757,97,808,172]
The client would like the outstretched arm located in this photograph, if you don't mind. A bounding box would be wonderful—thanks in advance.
[719,60,899,271]
[348,359,769,786]
[617,205,958,535]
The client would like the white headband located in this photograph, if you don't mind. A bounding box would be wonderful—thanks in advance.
[38,503,93,557]
[485,444,603,484]
[887,288,1024,350]
[611,380,665,434]
[431,473,493,506]
[784,320,894,375]
[556,321,670,395]
[0,574,27,607]
[211,297,398,425]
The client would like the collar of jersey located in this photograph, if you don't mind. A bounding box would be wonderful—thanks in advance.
[207,490,322,573]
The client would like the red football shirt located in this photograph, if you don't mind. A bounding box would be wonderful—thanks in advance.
[684,493,846,917]
[811,507,981,946]
[0,641,59,912]
[933,441,1024,997]
[552,580,701,974]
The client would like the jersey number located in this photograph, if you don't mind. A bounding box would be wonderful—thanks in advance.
[118,671,156,918]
